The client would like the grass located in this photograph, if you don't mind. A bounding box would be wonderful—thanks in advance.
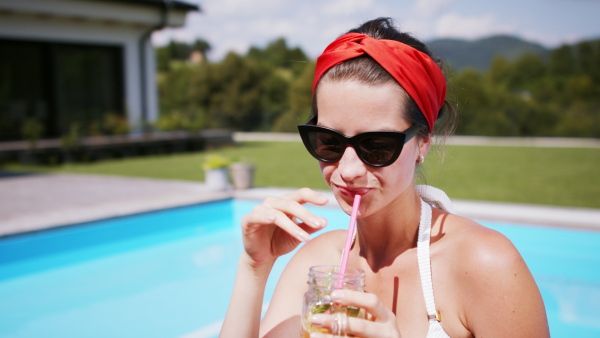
[422,145,600,208]
[2,142,329,190]
[3,142,599,208]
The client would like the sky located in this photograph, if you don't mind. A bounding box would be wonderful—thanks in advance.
[152,0,600,61]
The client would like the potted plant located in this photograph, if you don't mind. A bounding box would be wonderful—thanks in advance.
[202,155,231,191]
[229,159,255,190]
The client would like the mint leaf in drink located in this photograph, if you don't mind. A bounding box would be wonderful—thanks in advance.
[347,306,361,317]
[311,303,331,314]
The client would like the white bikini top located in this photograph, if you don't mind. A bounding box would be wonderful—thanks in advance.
[416,185,453,338]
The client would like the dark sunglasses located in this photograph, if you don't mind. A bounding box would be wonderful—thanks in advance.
[297,117,421,167]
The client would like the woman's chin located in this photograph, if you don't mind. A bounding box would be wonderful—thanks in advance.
[331,188,353,215]
[334,191,366,217]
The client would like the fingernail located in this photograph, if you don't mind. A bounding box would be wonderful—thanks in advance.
[331,290,342,300]
[298,231,310,242]
[311,314,325,326]
[311,218,322,227]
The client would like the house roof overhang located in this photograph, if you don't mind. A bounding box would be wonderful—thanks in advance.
[101,0,201,12]
[0,0,200,28]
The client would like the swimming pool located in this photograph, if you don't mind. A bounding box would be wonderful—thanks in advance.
[0,199,598,337]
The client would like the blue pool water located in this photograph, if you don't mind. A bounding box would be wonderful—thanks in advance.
[0,199,599,338]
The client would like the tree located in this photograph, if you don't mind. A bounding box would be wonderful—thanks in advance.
[592,40,600,84]
[488,55,512,87]
[156,36,600,137]
[193,39,211,56]
[553,101,597,137]
[549,45,576,77]
[247,38,308,73]
[507,53,546,91]
[157,62,207,132]
[260,73,290,130]
[272,62,314,132]
[205,52,263,131]
[576,40,600,90]
[449,68,495,135]
[156,46,171,72]
[155,38,212,72]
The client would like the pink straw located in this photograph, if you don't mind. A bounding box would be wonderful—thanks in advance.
[336,194,361,288]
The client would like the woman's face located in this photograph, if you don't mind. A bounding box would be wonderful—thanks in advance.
[315,80,428,217]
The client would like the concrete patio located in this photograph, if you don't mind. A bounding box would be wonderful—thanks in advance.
[1,172,599,238]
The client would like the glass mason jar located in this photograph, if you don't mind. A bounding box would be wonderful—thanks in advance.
[301,265,366,337]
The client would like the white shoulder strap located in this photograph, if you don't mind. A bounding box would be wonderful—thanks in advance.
[415,185,455,214]
[417,199,440,322]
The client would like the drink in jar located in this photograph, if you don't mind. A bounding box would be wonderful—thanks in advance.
[301,265,365,337]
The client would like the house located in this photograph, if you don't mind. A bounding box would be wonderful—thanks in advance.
[0,0,200,141]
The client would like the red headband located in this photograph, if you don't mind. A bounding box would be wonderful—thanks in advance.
[313,33,447,132]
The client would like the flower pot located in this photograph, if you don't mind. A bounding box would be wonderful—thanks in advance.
[229,163,255,190]
[204,168,229,191]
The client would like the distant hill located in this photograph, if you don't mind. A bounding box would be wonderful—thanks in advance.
[426,35,550,71]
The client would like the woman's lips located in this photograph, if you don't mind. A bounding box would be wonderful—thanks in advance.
[336,185,371,197]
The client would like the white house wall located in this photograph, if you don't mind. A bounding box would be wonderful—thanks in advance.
[0,0,191,132]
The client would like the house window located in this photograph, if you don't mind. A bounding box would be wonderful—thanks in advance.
[0,39,124,141]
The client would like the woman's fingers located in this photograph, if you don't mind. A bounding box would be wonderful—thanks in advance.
[263,194,328,233]
[242,205,309,242]
[330,290,392,322]
[345,316,398,338]
[310,313,400,338]
[308,290,401,338]
[241,189,329,245]
[283,187,329,206]
[239,188,330,263]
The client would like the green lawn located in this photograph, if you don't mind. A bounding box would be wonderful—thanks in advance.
[422,145,599,208]
[3,142,599,208]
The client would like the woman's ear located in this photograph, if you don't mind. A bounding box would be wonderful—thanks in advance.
[418,135,432,161]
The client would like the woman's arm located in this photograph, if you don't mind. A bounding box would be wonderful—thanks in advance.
[220,252,275,338]
[219,189,329,338]
[260,230,347,336]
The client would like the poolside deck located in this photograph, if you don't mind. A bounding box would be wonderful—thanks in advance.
[1,172,599,238]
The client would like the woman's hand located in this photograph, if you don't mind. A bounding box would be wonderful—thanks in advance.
[241,188,329,267]
[309,290,402,338]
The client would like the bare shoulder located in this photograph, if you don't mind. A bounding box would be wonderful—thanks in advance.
[432,209,550,336]
[279,229,348,272]
[299,229,347,256]
[275,229,348,284]
[432,210,523,273]
[276,229,348,284]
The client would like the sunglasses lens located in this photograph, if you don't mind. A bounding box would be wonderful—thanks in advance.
[358,136,400,165]
[308,131,344,161]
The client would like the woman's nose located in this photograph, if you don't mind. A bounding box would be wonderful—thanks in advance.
[337,146,368,181]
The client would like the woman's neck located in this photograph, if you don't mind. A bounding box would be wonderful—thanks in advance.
[354,188,422,272]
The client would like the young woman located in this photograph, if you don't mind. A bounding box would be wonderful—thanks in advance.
[220,18,549,338]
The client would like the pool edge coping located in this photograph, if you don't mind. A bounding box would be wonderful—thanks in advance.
[235,188,600,231]
[2,184,599,238]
